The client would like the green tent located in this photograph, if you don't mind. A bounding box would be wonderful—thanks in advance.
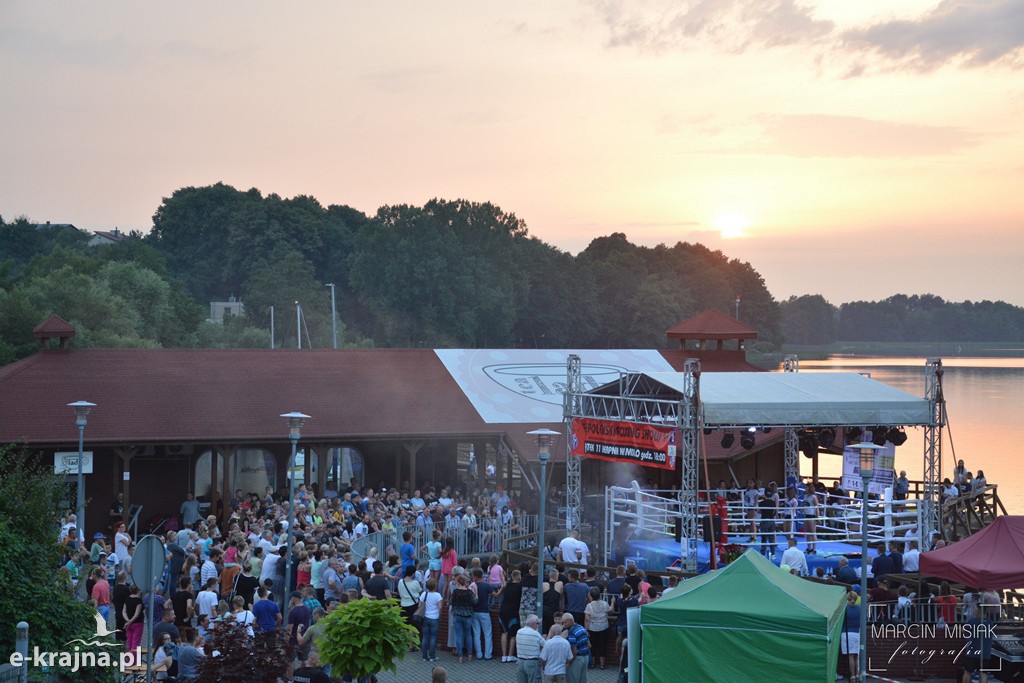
[637,550,846,683]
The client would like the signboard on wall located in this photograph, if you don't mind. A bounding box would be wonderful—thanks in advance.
[54,451,93,474]
[570,418,676,470]
[841,443,896,495]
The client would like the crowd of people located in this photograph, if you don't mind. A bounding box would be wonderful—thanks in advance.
[58,476,620,681]
[55,459,1000,682]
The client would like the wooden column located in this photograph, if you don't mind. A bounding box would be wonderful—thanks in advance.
[209,446,219,520]
[114,447,139,531]
[395,451,402,491]
[317,445,329,497]
[301,446,313,489]
[403,441,424,493]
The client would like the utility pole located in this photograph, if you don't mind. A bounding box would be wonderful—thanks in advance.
[296,302,302,349]
[326,283,338,349]
[269,306,275,349]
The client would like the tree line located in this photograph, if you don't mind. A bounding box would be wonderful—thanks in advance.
[0,183,782,362]
[780,293,1024,344]
[5,183,1021,363]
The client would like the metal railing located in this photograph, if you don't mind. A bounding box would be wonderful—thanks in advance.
[603,482,925,565]
[351,514,540,565]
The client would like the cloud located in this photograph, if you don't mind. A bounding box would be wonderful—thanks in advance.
[844,0,1024,71]
[588,0,833,53]
[588,0,1024,73]
[759,114,981,157]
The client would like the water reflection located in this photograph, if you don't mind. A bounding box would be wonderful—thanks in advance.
[795,357,1024,514]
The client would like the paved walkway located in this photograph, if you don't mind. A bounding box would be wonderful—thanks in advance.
[373,651,621,683]
[367,654,964,683]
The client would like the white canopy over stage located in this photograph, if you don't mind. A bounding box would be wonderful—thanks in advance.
[637,371,933,428]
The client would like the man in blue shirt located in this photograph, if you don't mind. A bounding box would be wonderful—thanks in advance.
[835,557,859,585]
[253,586,282,633]
[563,569,590,626]
[562,613,591,683]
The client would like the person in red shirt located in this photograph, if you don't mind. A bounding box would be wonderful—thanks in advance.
[91,567,112,624]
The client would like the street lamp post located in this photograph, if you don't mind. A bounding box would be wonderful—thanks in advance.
[68,401,96,544]
[528,428,559,617]
[281,411,310,623]
[855,441,893,682]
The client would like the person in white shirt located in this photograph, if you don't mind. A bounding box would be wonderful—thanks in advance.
[540,624,573,680]
[902,540,921,572]
[558,531,582,564]
[200,550,221,587]
[780,536,808,576]
[902,526,919,553]
[410,490,426,509]
[576,537,590,565]
[353,518,369,540]
[257,530,276,556]
[195,578,219,618]
[515,614,545,681]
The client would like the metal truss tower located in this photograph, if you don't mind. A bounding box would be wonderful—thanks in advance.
[679,359,700,573]
[564,354,582,532]
[783,355,800,484]
[922,358,945,542]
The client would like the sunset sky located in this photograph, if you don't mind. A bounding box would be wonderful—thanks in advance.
[2,1,1022,305]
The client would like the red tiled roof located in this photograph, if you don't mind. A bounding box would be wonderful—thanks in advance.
[33,314,76,337]
[666,309,758,340]
[0,349,495,446]
[0,346,764,463]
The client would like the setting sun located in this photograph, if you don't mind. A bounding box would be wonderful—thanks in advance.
[714,213,751,239]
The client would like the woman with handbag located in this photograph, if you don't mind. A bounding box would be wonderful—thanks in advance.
[398,565,423,626]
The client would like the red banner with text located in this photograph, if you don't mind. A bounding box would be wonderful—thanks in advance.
[569,418,677,470]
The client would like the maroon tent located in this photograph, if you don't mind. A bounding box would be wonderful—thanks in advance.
[919,516,1024,589]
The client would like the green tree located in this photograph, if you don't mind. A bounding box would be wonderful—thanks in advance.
[0,445,114,681]
[780,294,837,345]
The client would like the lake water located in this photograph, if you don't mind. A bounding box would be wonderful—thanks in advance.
[795,356,1024,514]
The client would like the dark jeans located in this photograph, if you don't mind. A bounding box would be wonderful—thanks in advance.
[759,519,776,557]
[421,617,439,660]
[452,614,474,657]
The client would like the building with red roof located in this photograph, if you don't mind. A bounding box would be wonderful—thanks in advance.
[0,309,783,538]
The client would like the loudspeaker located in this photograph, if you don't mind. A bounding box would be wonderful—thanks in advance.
[700,515,722,542]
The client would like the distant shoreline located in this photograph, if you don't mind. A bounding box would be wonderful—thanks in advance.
[754,341,1024,364]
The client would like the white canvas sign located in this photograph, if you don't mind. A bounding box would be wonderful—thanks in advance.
[435,349,676,424]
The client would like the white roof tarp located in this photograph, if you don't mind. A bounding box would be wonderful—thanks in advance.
[435,349,675,424]
[641,371,932,427]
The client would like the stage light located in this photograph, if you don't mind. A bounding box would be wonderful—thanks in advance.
[887,427,908,446]
[760,426,772,434]
[819,427,836,449]
[872,427,888,446]
[703,427,713,435]
[721,432,735,448]
[740,432,756,450]
[800,431,819,458]
[846,427,862,442]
